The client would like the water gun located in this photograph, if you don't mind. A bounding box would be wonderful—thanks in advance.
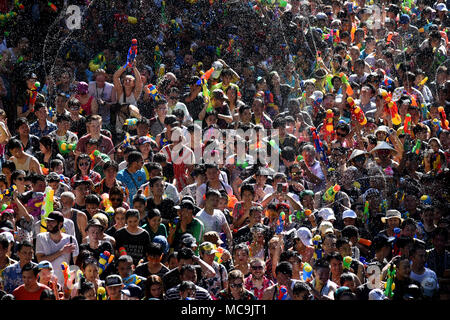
[119,247,127,256]
[122,132,131,148]
[420,103,429,120]
[214,245,224,264]
[197,67,214,109]
[154,45,162,73]
[124,118,138,126]
[0,184,17,201]
[322,184,340,202]
[381,90,402,126]
[123,39,138,69]
[380,199,388,215]
[275,211,286,234]
[310,127,329,167]
[411,140,421,155]
[313,234,322,260]
[98,251,114,275]
[24,82,40,113]
[384,264,396,299]
[362,201,369,225]
[123,274,142,288]
[347,97,367,126]
[170,19,181,34]
[393,227,401,245]
[145,83,160,101]
[40,186,54,233]
[323,109,334,140]
[340,73,353,96]
[403,113,412,135]
[48,2,57,12]
[343,256,352,270]
[97,287,106,300]
[438,106,449,130]
[89,150,102,168]
[58,141,77,155]
[113,14,138,24]
[419,21,433,33]
[61,262,70,291]
[302,263,313,282]
[101,193,114,216]
[277,285,289,300]
[358,238,372,247]
[268,139,281,153]
[420,195,432,205]
[386,32,394,45]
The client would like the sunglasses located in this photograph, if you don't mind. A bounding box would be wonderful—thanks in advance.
[110,197,122,202]
[16,177,24,181]
[230,282,243,288]
[79,162,90,167]
[336,132,347,137]
[251,266,263,270]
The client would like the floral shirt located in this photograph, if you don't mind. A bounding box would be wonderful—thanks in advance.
[2,261,37,293]
[244,274,274,300]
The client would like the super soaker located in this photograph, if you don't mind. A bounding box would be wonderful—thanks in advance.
[40,186,54,233]
[310,127,329,167]
[302,263,313,282]
[123,39,138,69]
[381,90,402,125]
[384,264,396,299]
[313,234,322,260]
[322,184,340,202]
[98,251,114,275]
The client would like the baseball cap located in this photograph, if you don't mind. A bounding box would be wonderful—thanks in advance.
[318,207,336,221]
[174,200,196,211]
[152,235,169,255]
[46,211,64,223]
[436,3,448,12]
[105,275,123,287]
[46,172,60,182]
[369,288,387,300]
[180,233,197,248]
[121,284,143,299]
[73,179,92,189]
[399,14,410,24]
[421,277,437,297]
[137,136,152,145]
[211,61,224,79]
[37,260,53,270]
[296,227,313,246]
[342,209,357,219]
[199,241,218,255]
[310,90,323,102]
[85,218,105,232]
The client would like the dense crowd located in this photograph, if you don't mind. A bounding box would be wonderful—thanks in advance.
[0,0,449,301]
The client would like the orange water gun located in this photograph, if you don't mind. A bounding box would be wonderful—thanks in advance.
[438,106,449,130]
[381,90,402,125]
[323,109,335,140]
[404,113,412,135]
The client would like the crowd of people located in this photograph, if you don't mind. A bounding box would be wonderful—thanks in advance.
[0,0,449,301]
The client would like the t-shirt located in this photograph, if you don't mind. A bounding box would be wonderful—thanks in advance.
[198,261,228,298]
[134,262,169,279]
[114,227,151,266]
[35,233,79,287]
[195,209,227,234]
[410,268,439,289]
[116,168,147,204]
[12,283,51,300]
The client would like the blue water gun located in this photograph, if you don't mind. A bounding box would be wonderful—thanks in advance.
[310,127,329,167]
[123,39,138,69]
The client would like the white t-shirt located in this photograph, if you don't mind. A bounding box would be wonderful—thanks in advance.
[195,209,227,233]
[410,268,439,289]
[35,232,79,286]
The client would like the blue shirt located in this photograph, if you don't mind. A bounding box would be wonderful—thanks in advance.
[29,120,58,138]
[2,261,37,293]
[116,168,147,205]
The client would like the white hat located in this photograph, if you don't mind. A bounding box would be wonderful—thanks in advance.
[370,141,396,154]
[296,227,313,246]
[374,125,390,135]
[369,288,387,300]
[0,231,14,244]
[421,277,438,297]
[348,149,367,161]
[318,207,336,221]
[318,221,334,236]
[342,209,357,219]
[381,209,403,223]
[211,61,224,79]
[436,3,448,12]
[309,90,323,102]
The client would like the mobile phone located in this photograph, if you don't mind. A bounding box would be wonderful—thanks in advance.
[277,183,283,193]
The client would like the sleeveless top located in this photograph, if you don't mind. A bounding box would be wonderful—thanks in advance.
[118,91,138,106]
[12,155,34,172]
[75,95,94,116]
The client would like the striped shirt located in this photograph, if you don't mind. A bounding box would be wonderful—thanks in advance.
[164,284,212,300]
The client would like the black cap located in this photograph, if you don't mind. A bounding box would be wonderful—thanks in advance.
[73,179,92,188]
[174,200,195,211]
[105,275,123,287]
[180,233,197,248]
[46,211,64,223]
[85,218,105,232]
[121,283,143,299]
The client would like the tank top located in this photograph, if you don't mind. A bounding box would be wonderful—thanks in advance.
[118,91,138,106]
[13,155,33,172]
[75,95,94,115]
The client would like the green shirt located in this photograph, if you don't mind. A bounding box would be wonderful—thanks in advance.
[143,223,168,242]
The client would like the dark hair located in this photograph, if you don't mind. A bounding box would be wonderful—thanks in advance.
[149,176,164,188]
[7,138,23,151]
[326,251,343,263]
[30,173,46,184]
[336,237,350,249]
[293,281,311,296]
[431,227,448,241]
[341,225,359,239]
[313,258,330,270]
[15,117,29,129]
[152,153,167,163]
[0,234,11,249]
[40,289,56,300]
[132,193,146,205]
[340,273,355,286]
[50,159,63,170]
[17,240,33,252]
[180,264,196,277]
[1,160,16,172]
[205,189,221,199]
[125,209,140,221]
[281,146,296,162]
[56,114,71,123]
[117,255,134,265]
[146,242,163,257]
[79,280,95,296]
[103,160,119,172]
[127,151,143,165]
[179,280,196,292]
[21,263,39,276]
[85,194,100,205]
[177,247,195,261]
[275,261,293,276]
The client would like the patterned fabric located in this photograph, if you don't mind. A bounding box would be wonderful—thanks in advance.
[2,261,37,293]
[29,120,58,138]
[244,274,273,300]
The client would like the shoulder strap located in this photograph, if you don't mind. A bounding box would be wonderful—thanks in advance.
[125,169,139,190]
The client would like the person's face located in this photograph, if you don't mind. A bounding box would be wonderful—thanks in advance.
[18,246,34,264]
[110,194,123,207]
[275,270,291,285]
[432,234,446,252]
[322,237,337,254]
[252,100,264,115]
[84,288,97,300]
[22,270,37,288]
[330,258,343,276]
[206,194,219,208]
[13,174,25,186]
[397,260,411,279]
[343,218,356,226]
[250,261,265,279]
[87,226,102,241]
[86,203,99,217]
[123,76,135,88]
[315,267,330,285]
[106,285,123,300]
[150,284,162,298]
[117,261,133,278]
[342,279,356,292]
[181,270,197,283]
[241,190,254,204]
[234,249,249,264]
[403,224,417,238]
[240,109,252,123]
[156,104,168,118]
[136,124,149,137]
[114,212,126,227]
[84,263,99,281]
[302,150,316,166]
[151,180,164,196]
[133,201,146,215]
[38,268,52,283]
[205,114,217,126]
[195,173,206,185]
[104,166,118,180]
[96,74,106,87]
[18,123,30,136]
[126,216,140,230]
[206,168,219,181]
[387,218,401,230]
[148,216,161,230]
[338,243,352,257]
[251,210,263,224]
[60,72,70,84]
[180,208,194,223]
[87,120,102,134]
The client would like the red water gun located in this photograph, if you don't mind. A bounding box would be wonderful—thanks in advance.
[123,39,138,69]
[48,2,57,12]
[323,109,335,141]
[404,113,412,135]
[438,106,449,130]
[381,90,401,125]
[347,97,367,125]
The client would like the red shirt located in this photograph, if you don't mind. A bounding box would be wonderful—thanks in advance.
[244,274,273,300]
[12,283,51,300]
